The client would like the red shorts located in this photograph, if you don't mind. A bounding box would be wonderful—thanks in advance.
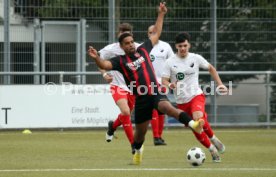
[110,85,135,111]
[177,94,207,120]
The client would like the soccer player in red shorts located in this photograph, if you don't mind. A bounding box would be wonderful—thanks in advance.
[162,32,227,162]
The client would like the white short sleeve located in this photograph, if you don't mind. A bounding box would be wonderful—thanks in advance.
[196,54,210,70]
[166,43,174,58]
[99,47,112,60]
[162,60,171,78]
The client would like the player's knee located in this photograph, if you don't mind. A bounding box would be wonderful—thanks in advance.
[193,111,204,120]
[157,101,169,114]
[120,108,131,116]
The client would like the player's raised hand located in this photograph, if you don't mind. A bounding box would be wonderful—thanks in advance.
[158,2,167,14]
[217,84,229,95]
[88,46,99,59]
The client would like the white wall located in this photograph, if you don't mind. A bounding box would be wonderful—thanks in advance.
[0,23,105,43]
[0,84,120,129]
[216,76,267,114]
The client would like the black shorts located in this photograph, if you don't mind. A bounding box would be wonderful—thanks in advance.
[134,93,169,124]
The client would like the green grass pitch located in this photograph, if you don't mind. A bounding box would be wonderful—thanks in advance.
[0,128,276,177]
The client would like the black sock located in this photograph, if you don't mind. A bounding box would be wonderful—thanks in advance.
[178,112,192,125]
[133,141,143,150]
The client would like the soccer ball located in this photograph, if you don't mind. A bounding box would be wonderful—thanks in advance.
[186,147,206,166]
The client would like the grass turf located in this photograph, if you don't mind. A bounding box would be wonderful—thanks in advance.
[0,128,276,177]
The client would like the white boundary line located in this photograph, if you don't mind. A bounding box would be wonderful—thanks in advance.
[1,168,276,172]
[0,129,275,136]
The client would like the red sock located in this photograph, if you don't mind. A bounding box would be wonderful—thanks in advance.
[158,114,165,138]
[151,110,159,138]
[202,113,214,138]
[119,114,134,144]
[193,131,211,148]
[112,114,122,130]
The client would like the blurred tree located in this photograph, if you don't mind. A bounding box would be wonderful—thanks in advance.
[214,0,276,120]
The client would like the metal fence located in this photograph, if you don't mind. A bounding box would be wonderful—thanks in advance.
[0,71,275,127]
[0,0,276,126]
[1,0,275,79]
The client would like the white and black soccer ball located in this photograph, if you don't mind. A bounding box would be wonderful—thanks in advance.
[186,147,206,166]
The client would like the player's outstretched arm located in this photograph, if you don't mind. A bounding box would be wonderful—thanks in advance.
[150,2,167,46]
[208,64,228,93]
[88,46,113,70]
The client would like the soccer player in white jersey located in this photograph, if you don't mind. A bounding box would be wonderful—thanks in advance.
[147,25,174,145]
[99,23,140,154]
[162,32,227,162]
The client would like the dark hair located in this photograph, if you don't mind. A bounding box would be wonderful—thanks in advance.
[118,33,133,44]
[175,32,191,44]
[118,23,133,33]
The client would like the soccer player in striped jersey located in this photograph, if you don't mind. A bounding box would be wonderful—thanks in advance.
[147,25,174,146]
[98,23,140,154]
[88,2,204,165]
[162,32,227,162]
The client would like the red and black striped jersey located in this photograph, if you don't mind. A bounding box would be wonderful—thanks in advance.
[109,39,160,95]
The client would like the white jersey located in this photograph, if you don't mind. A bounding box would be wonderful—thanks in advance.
[99,42,140,92]
[150,40,174,84]
[162,53,210,104]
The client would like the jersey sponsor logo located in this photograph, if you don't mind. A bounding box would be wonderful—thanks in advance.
[176,72,185,80]
[151,54,166,61]
[134,52,141,58]
[126,56,145,71]
[150,54,155,62]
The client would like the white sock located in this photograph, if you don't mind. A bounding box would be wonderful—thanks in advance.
[209,144,216,151]
[188,120,195,128]
[210,135,216,141]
